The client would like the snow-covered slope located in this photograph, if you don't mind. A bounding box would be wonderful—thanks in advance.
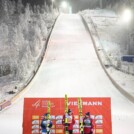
[0,14,134,134]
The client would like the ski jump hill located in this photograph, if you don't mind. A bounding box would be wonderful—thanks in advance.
[0,14,134,134]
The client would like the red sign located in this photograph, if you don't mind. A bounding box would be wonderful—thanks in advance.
[23,97,112,134]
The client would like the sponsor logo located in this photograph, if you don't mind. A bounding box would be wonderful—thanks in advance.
[51,115,56,120]
[32,100,56,109]
[56,125,63,129]
[73,125,79,128]
[95,115,103,119]
[32,100,41,109]
[68,101,102,106]
[90,115,95,119]
[74,120,79,124]
[73,129,79,133]
[95,129,103,133]
[56,120,62,124]
[56,129,63,133]
[31,129,39,133]
[51,129,55,133]
[32,120,39,125]
[56,115,63,120]
[32,125,39,129]
[32,115,39,120]
[74,115,79,119]
[42,100,55,108]
[95,120,103,125]
[96,124,103,128]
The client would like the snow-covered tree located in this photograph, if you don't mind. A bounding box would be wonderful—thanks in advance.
[8,0,16,15]
[17,0,24,14]
[0,0,58,100]
[0,0,9,22]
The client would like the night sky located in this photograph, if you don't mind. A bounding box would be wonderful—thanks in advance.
[56,0,101,13]
[18,0,101,13]
[22,0,51,6]
[12,0,117,13]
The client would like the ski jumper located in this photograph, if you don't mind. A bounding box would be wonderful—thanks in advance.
[41,119,52,134]
[83,117,93,134]
[62,113,75,134]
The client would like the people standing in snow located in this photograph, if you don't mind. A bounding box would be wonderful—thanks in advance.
[62,109,75,134]
[83,112,94,134]
[41,113,53,134]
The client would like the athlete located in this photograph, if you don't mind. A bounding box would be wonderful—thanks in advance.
[41,113,53,134]
[62,109,75,134]
[83,112,94,134]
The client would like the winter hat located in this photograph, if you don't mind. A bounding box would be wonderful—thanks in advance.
[85,112,90,116]
[44,113,48,117]
[68,109,72,113]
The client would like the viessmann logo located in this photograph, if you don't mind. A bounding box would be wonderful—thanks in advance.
[32,100,102,109]
[68,101,102,106]
[32,100,55,109]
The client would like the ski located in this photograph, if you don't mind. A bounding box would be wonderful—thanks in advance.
[46,101,51,134]
[47,101,51,120]
[65,94,69,134]
[78,97,83,134]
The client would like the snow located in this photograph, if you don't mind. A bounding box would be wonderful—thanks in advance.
[80,9,134,100]
[0,0,58,103]
[0,14,134,134]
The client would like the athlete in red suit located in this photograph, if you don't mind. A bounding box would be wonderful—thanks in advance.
[62,109,75,134]
[83,112,94,134]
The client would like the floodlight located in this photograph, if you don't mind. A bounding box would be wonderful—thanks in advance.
[121,9,132,23]
[61,1,68,9]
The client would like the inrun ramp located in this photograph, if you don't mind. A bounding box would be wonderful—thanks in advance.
[0,14,134,134]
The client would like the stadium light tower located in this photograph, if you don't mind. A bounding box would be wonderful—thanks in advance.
[121,9,133,55]
[121,9,132,23]
[59,0,72,13]
[61,1,68,9]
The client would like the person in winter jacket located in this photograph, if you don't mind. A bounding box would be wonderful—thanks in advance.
[41,113,53,134]
[83,112,94,134]
[62,109,75,134]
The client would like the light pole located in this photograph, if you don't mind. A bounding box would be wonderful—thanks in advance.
[121,9,132,54]
[60,1,68,13]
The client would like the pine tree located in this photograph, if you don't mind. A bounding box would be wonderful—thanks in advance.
[0,0,3,21]
[17,0,24,14]
[8,0,16,15]
[0,0,9,22]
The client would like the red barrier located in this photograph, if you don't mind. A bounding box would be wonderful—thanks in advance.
[23,97,112,134]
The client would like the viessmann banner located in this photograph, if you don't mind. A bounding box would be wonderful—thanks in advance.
[23,97,112,134]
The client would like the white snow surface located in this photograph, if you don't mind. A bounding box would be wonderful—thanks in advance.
[80,9,134,99]
[0,14,134,134]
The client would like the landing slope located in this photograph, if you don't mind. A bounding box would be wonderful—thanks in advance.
[0,14,134,134]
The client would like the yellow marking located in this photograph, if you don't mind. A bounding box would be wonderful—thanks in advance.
[32,115,39,120]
